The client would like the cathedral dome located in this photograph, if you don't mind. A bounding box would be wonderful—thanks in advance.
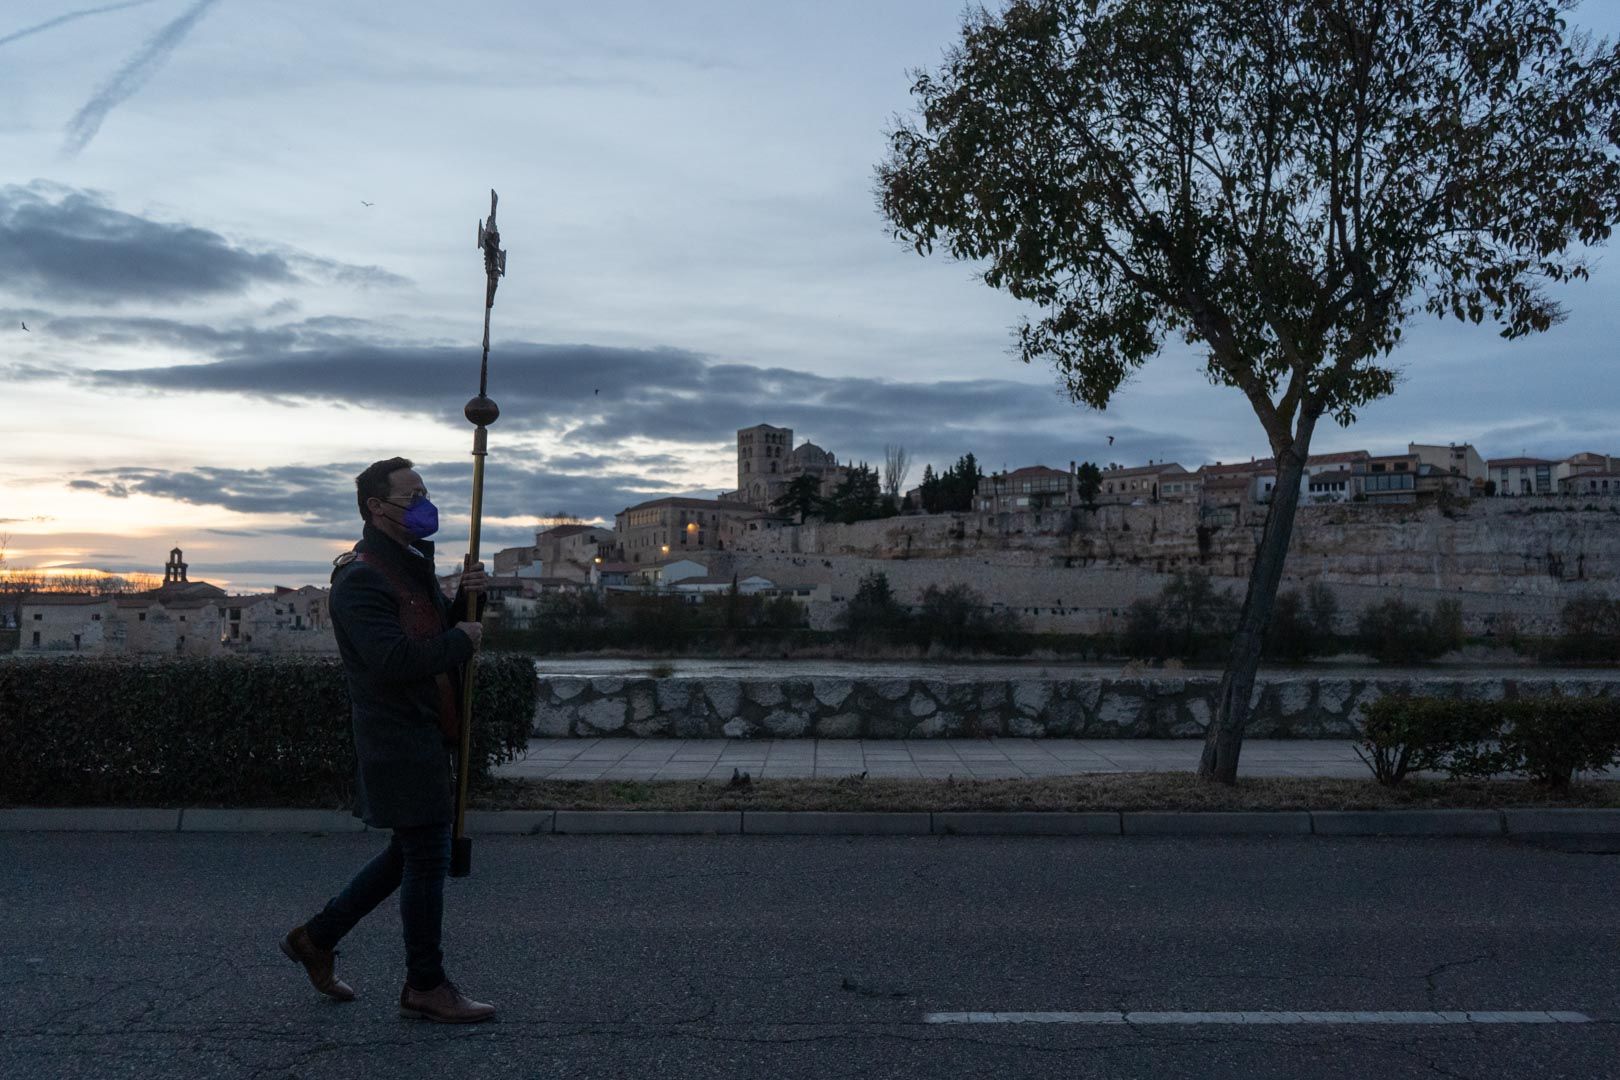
[789,442,835,466]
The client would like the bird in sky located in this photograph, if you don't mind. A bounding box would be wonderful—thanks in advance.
[1106,434,1115,445]
[594,388,599,395]
[20,321,29,331]
[360,200,374,207]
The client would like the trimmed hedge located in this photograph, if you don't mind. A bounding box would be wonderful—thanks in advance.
[1358,692,1620,788]
[1353,696,1498,785]
[0,653,535,807]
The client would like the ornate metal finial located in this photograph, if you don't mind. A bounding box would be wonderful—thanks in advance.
[470,188,507,409]
[477,189,507,311]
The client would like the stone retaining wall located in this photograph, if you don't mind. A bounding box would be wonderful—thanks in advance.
[532,675,1617,740]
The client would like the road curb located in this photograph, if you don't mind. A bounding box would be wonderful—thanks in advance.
[7,807,1616,838]
[553,810,740,835]
[744,811,931,835]
[1501,808,1620,836]
[0,808,181,832]
[1310,810,1504,836]
[1125,811,1313,835]
[933,811,1120,835]
[181,809,366,833]
[465,810,555,835]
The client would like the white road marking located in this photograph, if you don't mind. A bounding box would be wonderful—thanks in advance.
[925,1011,1593,1025]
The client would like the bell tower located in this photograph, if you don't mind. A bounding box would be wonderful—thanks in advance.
[163,547,188,586]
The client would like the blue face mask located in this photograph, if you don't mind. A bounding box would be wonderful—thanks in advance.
[384,497,439,539]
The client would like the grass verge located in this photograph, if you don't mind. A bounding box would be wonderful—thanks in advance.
[15,774,1620,813]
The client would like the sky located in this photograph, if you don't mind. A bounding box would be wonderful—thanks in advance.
[2,0,1618,593]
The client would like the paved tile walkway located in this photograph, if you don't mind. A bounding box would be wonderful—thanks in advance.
[493,738,1371,782]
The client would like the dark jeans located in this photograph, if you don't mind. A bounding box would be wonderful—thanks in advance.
[304,820,451,991]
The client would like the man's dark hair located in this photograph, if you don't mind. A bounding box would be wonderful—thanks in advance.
[355,457,413,523]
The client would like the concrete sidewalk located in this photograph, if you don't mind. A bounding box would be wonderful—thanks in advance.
[492,738,1370,782]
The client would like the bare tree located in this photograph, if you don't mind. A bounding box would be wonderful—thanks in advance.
[883,444,913,503]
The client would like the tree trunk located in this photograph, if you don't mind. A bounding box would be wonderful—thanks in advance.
[1198,442,1313,783]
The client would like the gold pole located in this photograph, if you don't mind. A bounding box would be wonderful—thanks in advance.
[450,190,506,879]
[450,431,486,877]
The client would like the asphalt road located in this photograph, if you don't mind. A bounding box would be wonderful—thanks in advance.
[4,832,1619,1079]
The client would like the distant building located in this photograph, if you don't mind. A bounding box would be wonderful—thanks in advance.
[1410,442,1487,486]
[1558,451,1620,485]
[614,496,756,564]
[976,464,1077,514]
[17,547,336,656]
[18,594,113,653]
[1305,470,1355,503]
[1098,461,1189,504]
[589,561,639,588]
[1354,452,1421,503]
[671,574,774,598]
[1198,459,1274,507]
[637,559,710,588]
[1556,452,1620,497]
[1559,470,1620,497]
[1487,456,1557,495]
[536,523,614,581]
[493,522,614,583]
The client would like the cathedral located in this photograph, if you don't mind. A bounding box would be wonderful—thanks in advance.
[728,424,847,510]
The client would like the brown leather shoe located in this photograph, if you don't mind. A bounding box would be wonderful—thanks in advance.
[399,979,496,1024]
[280,925,356,1002]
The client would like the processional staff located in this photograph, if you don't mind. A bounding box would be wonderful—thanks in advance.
[451,189,507,878]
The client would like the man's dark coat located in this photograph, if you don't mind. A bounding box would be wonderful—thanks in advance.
[329,523,474,829]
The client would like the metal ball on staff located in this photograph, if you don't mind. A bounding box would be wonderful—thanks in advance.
[451,188,507,879]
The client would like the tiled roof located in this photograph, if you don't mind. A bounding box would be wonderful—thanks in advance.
[1486,457,1556,467]
[618,496,746,513]
[1198,459,1275,477]
[1103,462,1186,478]
[19,593,114,607]
[1306,450,1369,465]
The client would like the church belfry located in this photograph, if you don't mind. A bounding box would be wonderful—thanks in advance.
[163,547,188,586]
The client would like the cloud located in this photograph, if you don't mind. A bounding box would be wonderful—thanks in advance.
[0,184,407,304]
[61,0,222,156]
[12,312,1219,501]
[193,559,344,577]
[0,0,155,50]
[62,457,690,539]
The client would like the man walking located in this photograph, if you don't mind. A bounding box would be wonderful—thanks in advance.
[281,456,496,1023]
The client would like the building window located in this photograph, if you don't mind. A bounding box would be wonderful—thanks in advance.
[139,613,147,622]
[32,631,39,646]
[92,614,101,621]
[32,613,41,621]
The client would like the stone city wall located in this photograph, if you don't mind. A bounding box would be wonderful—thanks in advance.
[729,498,1620,592]
[715,497,1620,635]
[532,673,1620,740]
[717,552,1580,636]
